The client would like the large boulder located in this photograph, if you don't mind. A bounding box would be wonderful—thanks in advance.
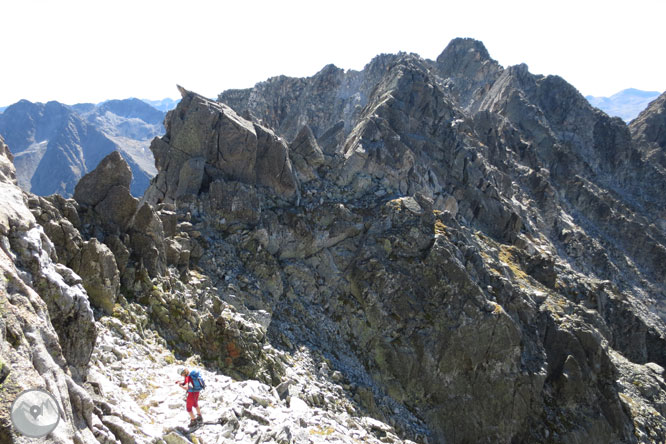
[71,238,120,314]
[145,86,298,205]
[74,151,132,206]
[128,203,166,277]
[74,151,139,232]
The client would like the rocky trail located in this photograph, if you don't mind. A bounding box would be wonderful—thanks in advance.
[88,314,414,444]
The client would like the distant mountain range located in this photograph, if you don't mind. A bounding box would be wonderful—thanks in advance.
[0,98,178,114]
[586,88,661,122]
[140,98,180,112]
[0,98,167,197]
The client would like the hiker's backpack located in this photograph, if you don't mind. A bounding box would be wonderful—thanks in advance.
[189,370,206,392]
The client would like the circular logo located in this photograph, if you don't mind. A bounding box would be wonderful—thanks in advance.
[10,389,61,438]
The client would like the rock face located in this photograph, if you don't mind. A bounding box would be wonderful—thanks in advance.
[0,138,97,376]
[146,87,298,204]
[435,37,504,111]
[2,38,666,444]
[218,54,404,142]
[142,40,666,442]
[631,91,666,162]
[74,151,134,207]
[629,90,666,283]
[0,98,161,197]
[0,135,112,443]
[186,38,666,443]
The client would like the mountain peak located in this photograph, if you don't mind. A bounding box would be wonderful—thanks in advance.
[436,37,492,65]
[97,98,164,125]
[317,63,342,75]
[614,88,661,98]
[434,38,503,110]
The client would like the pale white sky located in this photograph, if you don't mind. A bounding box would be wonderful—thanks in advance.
[1,0,664,106]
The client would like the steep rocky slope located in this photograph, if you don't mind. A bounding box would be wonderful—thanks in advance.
[629,91,666,234]
[0,99,161,197]
[630,92,666,173]
[0,135,106,443]
[1,138,413,443]
[218,53,405,144]
[1,38,665,444]
[151,39,666,442]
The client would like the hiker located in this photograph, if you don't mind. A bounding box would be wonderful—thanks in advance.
[176,368,204,427]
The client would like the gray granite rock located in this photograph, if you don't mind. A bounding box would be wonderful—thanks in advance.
[0,138,106,443]
[145,87,298,206]
[74,151,133,206]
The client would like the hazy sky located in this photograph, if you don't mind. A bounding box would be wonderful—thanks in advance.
[1,0,664,105]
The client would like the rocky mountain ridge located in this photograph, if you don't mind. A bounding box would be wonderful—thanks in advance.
[0,38,665,443]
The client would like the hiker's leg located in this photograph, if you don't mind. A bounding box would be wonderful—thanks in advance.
[190,392,201,420]
[186,392,196,420]
[192,392,200,414]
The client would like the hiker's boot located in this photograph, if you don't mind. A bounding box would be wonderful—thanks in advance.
[189,419,198,428]
[196,415,203,424]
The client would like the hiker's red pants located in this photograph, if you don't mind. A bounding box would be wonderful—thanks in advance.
[186,391,200,412]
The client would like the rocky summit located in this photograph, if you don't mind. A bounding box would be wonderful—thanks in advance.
[1,38,665,444]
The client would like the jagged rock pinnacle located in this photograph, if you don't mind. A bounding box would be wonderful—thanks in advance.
[74,151,132,207]
[176,84,190,98]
